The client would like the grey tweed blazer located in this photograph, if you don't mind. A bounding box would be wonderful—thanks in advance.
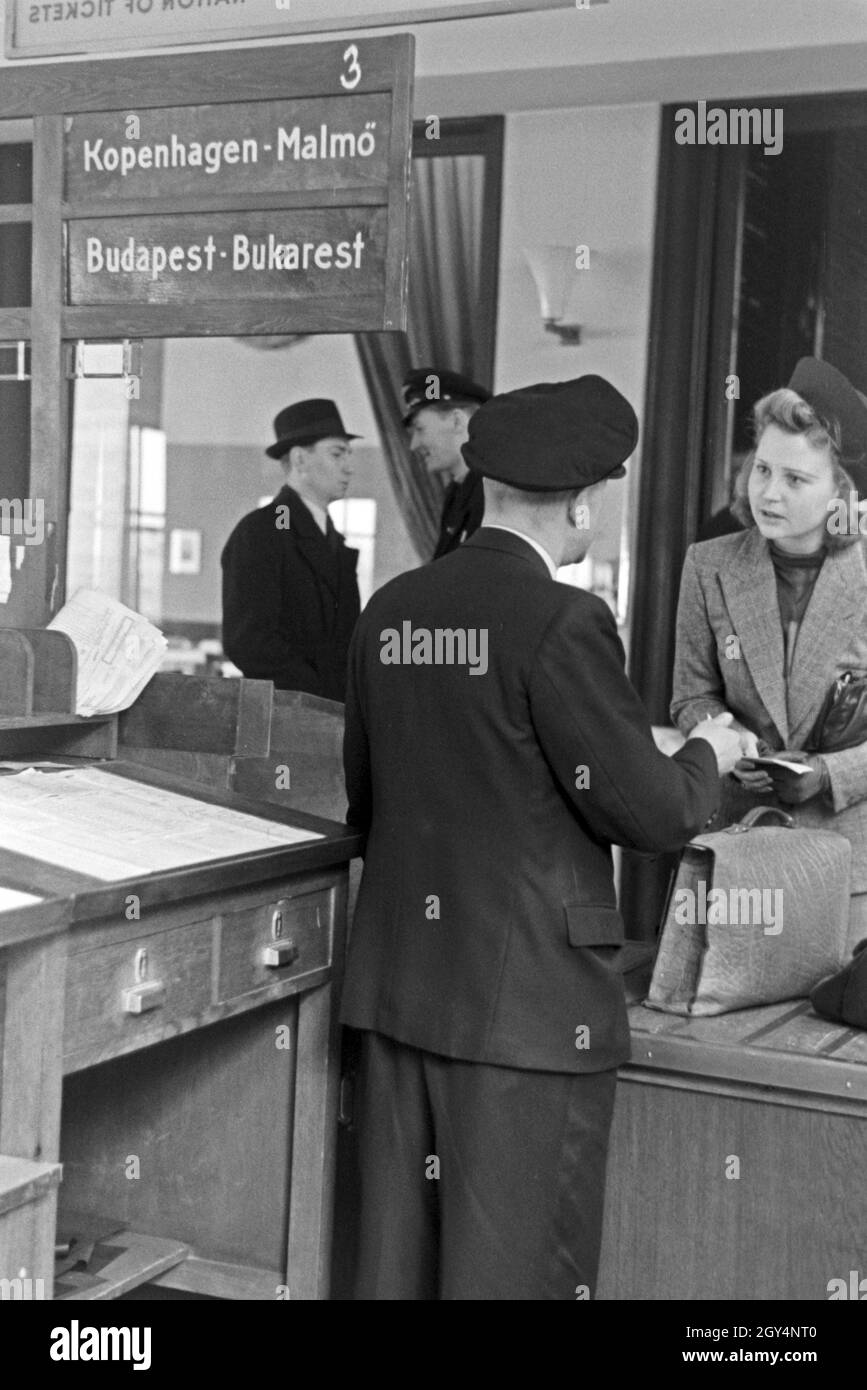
[671,526,867,892]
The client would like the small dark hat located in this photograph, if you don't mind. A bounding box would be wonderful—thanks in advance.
[810,938,867,1029]
[265,399,359,460]
[402,367,491,426]
[461,375,638,491]
[788,357,867,491]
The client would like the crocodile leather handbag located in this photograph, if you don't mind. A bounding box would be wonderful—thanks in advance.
[647,806,852,1016]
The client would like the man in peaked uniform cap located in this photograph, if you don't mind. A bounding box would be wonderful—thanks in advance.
[221,399,361,702]
[341,375,744,1299]
[402,367,491,558]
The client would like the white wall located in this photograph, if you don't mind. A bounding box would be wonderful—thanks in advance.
[495,104,659,605]
[161,335,378,446]
[3,0,866,114]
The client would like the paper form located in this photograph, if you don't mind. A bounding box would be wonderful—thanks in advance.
[0,767,323,881]
[47,589,168,715]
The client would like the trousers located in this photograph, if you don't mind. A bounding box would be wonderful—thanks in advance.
[352,1030,617,1301]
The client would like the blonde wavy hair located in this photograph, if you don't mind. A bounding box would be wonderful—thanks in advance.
[731,386,860,549]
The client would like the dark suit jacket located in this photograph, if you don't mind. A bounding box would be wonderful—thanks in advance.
[341,528,720,1073]
[432,471,484,559]
[221,484,360,701]
[671,527,867,892]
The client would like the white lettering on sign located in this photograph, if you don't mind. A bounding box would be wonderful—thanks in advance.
[83,229,367,280]
[277,121,376,161]
[77,121,377,180]
[232,230,365,270]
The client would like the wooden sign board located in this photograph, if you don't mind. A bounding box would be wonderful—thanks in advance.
[6,1,591,60]
[57,36,413,335]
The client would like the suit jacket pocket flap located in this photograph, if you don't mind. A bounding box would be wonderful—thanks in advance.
[564,902,625,948]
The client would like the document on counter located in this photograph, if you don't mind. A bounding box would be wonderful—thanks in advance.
[0,767,323,881]
[48,589,168,716]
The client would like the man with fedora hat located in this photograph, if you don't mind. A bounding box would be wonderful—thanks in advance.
[341,375,744,1299]
[221,399,361,701]
[402,366,491,559]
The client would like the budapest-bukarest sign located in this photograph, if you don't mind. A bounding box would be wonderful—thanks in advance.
[7,0,584,58]
[61,38,413,334]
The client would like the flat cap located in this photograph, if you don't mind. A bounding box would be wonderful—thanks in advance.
[402,367,491,425]
[788,357,867,492]
[461,375,638,491]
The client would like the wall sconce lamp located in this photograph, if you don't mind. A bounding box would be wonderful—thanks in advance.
[523,245,582,344]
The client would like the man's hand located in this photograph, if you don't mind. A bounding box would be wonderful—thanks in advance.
[766,751,830,805]
[686,712,747,778]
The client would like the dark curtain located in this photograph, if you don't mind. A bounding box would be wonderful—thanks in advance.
[356,153,489,561]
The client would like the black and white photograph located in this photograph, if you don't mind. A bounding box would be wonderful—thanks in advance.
[0,0,865,1358]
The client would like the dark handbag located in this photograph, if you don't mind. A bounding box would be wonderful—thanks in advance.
[808,670,867,753]
[810,939,867,1029]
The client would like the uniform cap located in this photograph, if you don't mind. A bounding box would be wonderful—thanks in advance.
[402,367,491,426]
[461,375,638,491]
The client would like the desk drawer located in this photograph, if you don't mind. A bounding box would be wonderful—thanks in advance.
[64,921,213,1063]
[218,889,331,1001]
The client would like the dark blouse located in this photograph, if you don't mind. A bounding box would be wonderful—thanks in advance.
[769,540,825,675]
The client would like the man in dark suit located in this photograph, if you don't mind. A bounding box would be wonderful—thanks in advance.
[402,367,491,559]
[221,399,361,702]
[341,375,744,1300]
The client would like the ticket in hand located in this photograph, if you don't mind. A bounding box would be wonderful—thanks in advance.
[739,756,811,777]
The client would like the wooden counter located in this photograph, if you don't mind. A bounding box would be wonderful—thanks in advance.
[0,756,361,1301]
[598,954,867,1300]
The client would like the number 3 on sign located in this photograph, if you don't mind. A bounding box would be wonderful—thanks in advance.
[341,44,361,90]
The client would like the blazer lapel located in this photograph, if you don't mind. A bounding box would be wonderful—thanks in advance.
[719,529,790,743]
[787,540,867,745]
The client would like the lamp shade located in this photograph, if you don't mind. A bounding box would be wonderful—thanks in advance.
[523,245,576,322]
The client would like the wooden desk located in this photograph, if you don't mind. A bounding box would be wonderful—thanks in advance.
[598,957,867,1300]
[0,758,361,1301]
[0,890,68,1295]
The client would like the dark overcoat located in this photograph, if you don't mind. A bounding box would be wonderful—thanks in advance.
[221,484,360,701]
[341,527,721,1073]
[432,471,485,559]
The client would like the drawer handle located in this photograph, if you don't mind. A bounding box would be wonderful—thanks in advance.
[262,940,299,969]
[122,980,166,1014]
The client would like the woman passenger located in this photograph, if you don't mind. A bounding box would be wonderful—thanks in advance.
[671,358,867,952]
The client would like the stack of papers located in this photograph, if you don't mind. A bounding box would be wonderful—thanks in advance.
[48,589,168,717]
[0,767,323,881]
